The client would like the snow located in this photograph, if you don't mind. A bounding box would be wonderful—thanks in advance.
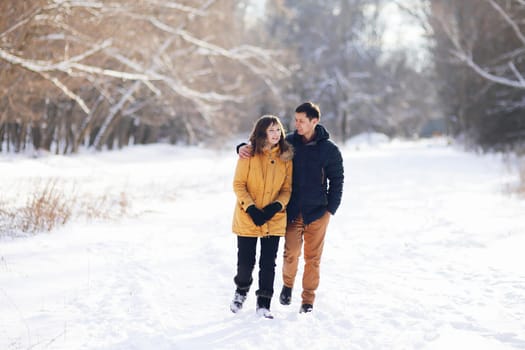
[1,138,525,350]
[345,132,391,148]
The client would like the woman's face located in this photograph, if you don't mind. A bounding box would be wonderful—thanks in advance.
[266,122,281,146]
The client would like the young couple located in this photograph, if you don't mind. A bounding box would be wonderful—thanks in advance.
[230,102,344,319]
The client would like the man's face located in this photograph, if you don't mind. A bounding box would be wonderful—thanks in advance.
[295,112,317,137]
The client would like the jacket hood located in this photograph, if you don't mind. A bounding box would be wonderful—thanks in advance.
[279,142,294,161]
[265,142,294,161]
[313,124,330,142]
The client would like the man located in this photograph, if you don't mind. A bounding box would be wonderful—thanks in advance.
[238,102,344,313]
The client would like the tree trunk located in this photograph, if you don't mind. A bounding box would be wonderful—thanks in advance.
[117,118,132,148]
[32,123,42,150]
[17,121,26,152]
[341,109,348,142]
[0,123,4,152]
[73,95,104,152]
[133,122,145,144]
[6,123,11,152]
[97,112,123,150]
[42,103,58,151]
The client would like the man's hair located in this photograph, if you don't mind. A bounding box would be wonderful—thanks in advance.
[249,115,291,155]
[295,102,321,121]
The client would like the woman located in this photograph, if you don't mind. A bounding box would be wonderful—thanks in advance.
[230,115,293,319]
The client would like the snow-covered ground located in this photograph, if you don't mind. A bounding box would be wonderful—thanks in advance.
[1,137,524,350]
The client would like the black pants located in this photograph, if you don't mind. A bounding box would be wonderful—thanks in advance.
[234,235,280,305]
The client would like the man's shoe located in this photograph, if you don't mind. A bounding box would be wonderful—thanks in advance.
[299,303,313,313]
[230,291,247,313]
[279,286,292,305]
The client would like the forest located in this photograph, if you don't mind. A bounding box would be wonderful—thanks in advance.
[1,0,524,154]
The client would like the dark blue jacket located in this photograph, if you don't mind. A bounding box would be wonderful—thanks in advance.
[286,124,344,224]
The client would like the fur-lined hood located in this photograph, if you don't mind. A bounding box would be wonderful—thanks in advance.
[278,142,294,162]
[259,142,294,162]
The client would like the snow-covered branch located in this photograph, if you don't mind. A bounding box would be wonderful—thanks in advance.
[509,60,525,84]
[126,12,289,77]
[439,1,525,90]
[487,0,525,46]
[39,72,91,113]
[0,7,42,38]
[0,48,153,81]
[143,0,207,16]
[453,49,525,89]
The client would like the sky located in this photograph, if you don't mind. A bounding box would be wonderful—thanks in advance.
[379,1,430,69]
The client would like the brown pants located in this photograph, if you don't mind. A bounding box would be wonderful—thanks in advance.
[282,211,330,305]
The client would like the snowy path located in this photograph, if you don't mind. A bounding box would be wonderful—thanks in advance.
[1,140,525,349]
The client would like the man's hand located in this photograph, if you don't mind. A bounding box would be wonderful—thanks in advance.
[238,144,253,159]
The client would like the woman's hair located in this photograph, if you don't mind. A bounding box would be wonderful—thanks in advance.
[249,115,292,156]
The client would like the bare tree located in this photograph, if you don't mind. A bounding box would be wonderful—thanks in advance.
[433,0,525,89]
[429,0,525,146]
[262,0,439,140]
[0,0,289,153]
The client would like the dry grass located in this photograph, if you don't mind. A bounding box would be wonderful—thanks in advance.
[0,179,71,235]
[20,180,73,233]
[81,191,129,220]
[0,179,131,237]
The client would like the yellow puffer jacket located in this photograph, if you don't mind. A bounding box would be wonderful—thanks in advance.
[232,145,293,237]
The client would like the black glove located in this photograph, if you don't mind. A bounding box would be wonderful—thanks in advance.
[236,142,247,154]
[246,205,267,226]
[262,202,282,220]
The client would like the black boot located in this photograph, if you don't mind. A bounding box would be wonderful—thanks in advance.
[279,286,292,305]
[299,303,313,313]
